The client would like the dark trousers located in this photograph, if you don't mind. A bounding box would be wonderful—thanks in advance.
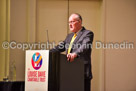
[84,79,91,91]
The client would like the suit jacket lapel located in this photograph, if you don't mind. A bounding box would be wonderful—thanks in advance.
[73,27,84,44]
[68,33,74,43]
[66,27,85,53]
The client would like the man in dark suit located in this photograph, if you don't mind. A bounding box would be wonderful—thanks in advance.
[51,13,94,91]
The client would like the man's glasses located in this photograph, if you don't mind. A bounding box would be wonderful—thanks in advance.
[69,20,79,24]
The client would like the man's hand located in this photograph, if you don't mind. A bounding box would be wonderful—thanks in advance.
[67,53,77,62]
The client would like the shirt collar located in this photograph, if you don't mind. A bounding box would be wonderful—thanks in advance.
[75,27,83,35]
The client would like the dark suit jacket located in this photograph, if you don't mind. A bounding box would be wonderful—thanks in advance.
[51,27,94,79]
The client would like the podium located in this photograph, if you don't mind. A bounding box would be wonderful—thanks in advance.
[25,50,84,91]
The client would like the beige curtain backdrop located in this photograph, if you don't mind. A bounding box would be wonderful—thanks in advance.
[0,0,136,91]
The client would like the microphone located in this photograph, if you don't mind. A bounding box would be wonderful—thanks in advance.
[46,30,50,50]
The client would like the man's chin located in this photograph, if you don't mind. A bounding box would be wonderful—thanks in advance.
[70,29,75,32]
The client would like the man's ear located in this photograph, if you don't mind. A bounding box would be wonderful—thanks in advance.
[79,20,82,24]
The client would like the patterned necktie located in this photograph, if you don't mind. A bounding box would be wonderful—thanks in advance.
[68,33,77,54]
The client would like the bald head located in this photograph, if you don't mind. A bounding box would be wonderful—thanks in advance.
[70,13,82,22]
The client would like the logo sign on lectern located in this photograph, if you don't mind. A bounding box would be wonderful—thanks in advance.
[25,50,49,91]
[32,52,43,70]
